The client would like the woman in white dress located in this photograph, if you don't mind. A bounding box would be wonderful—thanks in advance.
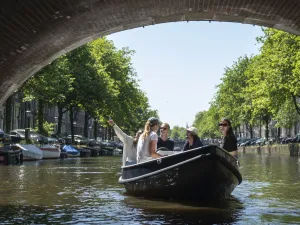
[137,117,163,163]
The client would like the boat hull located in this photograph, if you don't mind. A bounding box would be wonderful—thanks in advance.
[0,147,23,165]
[16,144,43,160]
[119,145,242,200]
[61,145,80,157]
[39,145,61,159]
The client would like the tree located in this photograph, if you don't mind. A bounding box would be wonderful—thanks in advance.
[21,37,158,139]
[193,103,220,138]
[21,55,74,135]
[255,28,300,115]
[214,56,253,129]
[274,99,300,136]
[170,126,186,140]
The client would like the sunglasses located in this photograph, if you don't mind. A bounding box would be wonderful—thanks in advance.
[219,123,228,127]
[160,127,167,130]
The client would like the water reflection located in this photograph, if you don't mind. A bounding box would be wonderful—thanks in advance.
[122,196,244,224]
[0,155,300,224]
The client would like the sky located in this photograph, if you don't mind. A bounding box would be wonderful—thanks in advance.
[107,22,264,128]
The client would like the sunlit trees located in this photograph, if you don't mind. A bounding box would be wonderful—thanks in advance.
[21,37,158,139]
[170,126,186,140]
[193,28,300,139]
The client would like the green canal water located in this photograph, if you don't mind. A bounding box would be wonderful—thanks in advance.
[0,154,300,224]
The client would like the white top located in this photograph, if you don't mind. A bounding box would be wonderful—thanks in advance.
[113,124,137,166]
[137,131,158,163]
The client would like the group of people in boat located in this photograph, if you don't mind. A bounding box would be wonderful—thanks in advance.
[108,117,238,166]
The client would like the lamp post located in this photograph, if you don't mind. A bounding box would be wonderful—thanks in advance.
[54,116,58,134]
[99,128,103,141]
[25,110,31,142]
[89,126,92,139]
[73,121,77,134]
[0,111,3,129]
[25,110,31,128]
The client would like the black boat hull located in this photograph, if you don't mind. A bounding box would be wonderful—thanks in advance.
[119,145,242,200]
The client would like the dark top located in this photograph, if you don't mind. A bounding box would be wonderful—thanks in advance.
[183,137,203,151]
[157,137,175,150]
[221,135,237,152]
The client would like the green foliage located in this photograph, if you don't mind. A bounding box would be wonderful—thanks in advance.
[33,121,55,136]
[20,37,158,136]
[170,126,186,140]
[273,99,300,129]
[254,28,300,115]
[215,56,251,127]
[193,28,300,139]
[193,103,220,138]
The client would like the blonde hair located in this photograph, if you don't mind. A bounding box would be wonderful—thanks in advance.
[141,121,151,140]
[141,117,159,140]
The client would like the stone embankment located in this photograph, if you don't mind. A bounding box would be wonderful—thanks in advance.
[238,144,300,157]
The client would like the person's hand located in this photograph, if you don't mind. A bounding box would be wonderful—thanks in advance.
[108,119,115,126]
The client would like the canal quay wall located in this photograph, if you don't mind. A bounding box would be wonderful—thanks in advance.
[238,144,300,157]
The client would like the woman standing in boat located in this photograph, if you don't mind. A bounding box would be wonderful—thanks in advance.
[137,117,163,163]
[108,119,142,166]
[219,118,238,158]
[183,127,203,151]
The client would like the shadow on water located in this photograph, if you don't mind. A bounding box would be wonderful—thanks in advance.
[0,198,243,225]
[121,195,244,224]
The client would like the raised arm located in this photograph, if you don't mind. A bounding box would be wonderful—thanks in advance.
[108,119,130,143]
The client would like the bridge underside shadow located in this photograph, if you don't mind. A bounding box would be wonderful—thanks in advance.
[1,0,300,104]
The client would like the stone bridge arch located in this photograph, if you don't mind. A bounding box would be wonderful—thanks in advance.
[1,0,300,104]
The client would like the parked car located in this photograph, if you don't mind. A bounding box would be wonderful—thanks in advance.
[255,138,266,146]
[31,133,49,144]
[240,140,252,146]
[46,137,59,145]
[100,141,115,150]
[51,134,66,144]
[10,129,48,144]
[280,136,293,144]
[67,135,88,145]
[10,129,26,142]
[109,141,123,150]
[289,133,300,143]
[237,138,250,146]
[0,129,11,144]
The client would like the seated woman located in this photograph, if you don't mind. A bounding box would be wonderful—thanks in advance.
[219,118,238,158]
[108,119,142,166]
[137,117,163,163]
[183,127,203,151]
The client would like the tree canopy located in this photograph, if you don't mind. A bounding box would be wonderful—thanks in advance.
[20,37,158,137]
[193,28,300,139]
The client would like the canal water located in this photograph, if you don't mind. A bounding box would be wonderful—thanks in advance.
[0,154,300,224]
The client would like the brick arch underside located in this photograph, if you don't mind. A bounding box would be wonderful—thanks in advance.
[1,0,300,104]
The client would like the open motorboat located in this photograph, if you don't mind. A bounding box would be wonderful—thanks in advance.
[15,144,43,160]
[0,145,23,165]
[61,144,80,157]
[119,145,242,200]
[39,144,61,159]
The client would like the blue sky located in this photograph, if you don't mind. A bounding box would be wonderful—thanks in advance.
[107,22,263,128]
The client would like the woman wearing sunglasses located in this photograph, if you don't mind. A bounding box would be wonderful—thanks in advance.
[108,119,143,166]
[219,118,238,158]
